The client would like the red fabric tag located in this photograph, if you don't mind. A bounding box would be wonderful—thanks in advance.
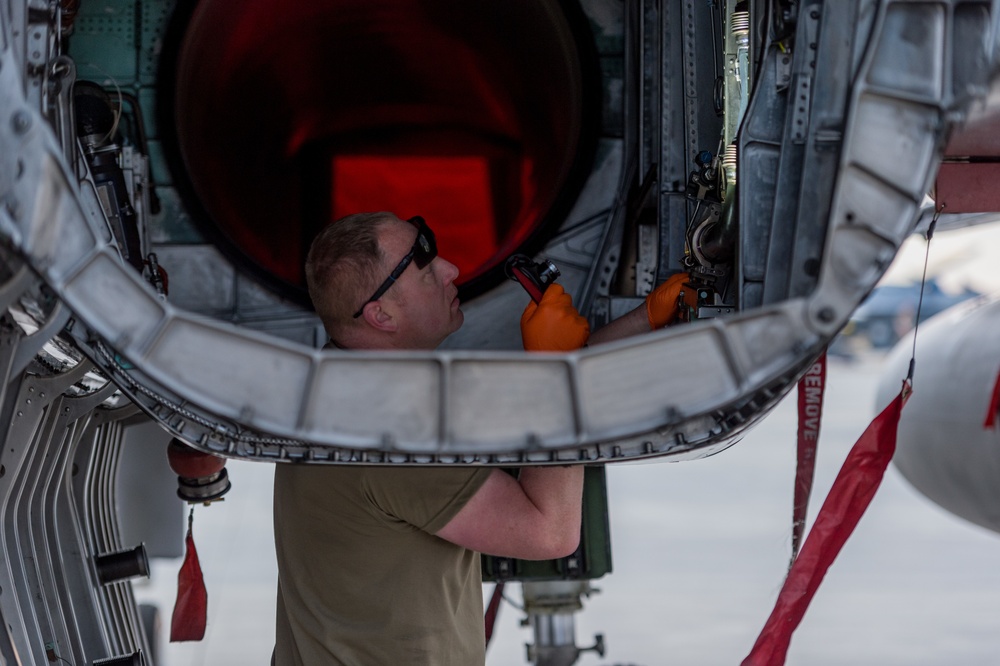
[170,520,207,642]
[741,384,910,666]
[484,581,505,647]
[983,368,1000,429]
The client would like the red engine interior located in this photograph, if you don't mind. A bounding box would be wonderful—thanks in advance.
[167,0,596,302]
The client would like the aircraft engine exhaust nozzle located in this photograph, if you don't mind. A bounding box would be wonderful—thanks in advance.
[164,0,598,303]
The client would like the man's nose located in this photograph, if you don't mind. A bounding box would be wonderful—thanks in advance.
[437,257,460,283]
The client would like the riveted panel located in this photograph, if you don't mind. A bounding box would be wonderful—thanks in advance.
[146,316,313,432]
[449,359,577,449]
[304,357,442,448]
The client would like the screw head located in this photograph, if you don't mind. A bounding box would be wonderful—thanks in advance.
[12,111,31,134]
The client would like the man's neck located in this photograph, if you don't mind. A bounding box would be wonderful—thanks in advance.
[324,334,429,351]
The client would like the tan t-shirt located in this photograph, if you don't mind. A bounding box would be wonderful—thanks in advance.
[273,464,493,665]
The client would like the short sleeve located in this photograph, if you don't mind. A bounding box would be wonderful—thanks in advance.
[362,466,492,533]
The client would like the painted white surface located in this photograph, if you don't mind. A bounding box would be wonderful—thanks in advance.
[882,222,1000,295]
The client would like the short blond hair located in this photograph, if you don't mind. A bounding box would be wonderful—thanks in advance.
[305,212,397,337]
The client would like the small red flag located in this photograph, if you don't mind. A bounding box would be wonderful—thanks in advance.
[983,367,1000,429]
[741,382,911,666]
[171,510,207,642]
[484,582,505,647]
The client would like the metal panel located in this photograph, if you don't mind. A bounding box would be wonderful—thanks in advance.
[305,357,443,447]
[935,162,1000,212]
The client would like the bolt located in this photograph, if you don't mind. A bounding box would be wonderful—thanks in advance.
[12,111,31,135]
[817,307,835,323]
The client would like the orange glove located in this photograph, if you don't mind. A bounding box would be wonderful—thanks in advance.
[520,284,590,351]
[645,272,698,329]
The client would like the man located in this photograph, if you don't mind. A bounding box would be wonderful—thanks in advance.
[273,212,691,665]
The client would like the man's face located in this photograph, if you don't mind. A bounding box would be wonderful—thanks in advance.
[376,218,464,349]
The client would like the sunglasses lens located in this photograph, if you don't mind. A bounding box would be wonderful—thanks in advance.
[412,224,437,269]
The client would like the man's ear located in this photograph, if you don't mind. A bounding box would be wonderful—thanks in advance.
[360,301,397,332]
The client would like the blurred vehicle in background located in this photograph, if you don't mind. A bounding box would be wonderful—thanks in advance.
[844,278,981,349]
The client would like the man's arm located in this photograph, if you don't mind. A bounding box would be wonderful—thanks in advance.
[588,272,697,345]
[586,305,649,345]
[435,467,584,560]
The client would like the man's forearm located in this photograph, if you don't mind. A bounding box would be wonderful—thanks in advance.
[587,305,649,345]
[516,466,585,555]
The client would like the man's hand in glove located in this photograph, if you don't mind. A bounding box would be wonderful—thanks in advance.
[645,272,698,330]
[521,284,590,351]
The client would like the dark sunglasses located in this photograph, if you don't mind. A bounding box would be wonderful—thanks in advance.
[353,216,437,318]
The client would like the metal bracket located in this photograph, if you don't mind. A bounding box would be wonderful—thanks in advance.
[790,7,821,144]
